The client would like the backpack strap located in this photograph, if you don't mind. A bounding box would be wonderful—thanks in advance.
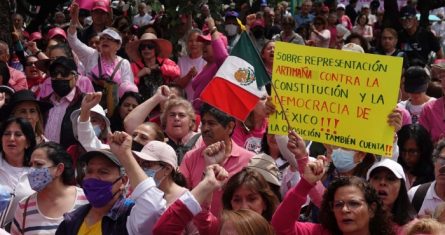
[109,59,124,81]
[98,56,103,77]
[412,182,432,213]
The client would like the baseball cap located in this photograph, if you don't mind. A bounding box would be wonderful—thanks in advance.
[341,43,364,53]
[47,27,67,40]
[336,3,345,10]
[133,141,178,168]
[99,28,122,44]
[400,6,417,18]
[79,149,123,170]
[362,4,370,9]
[92,0,110,13]
[49,56,78,73]
[404,66,430,93]
[247,153,280,186]
[29,32,42,42]
[225,11,239,18]
[252,19,265,29]
[366,158,406,181]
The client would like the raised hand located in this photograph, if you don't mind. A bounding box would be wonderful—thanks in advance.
[203,164,229,190]
[108,131,132,158]
[387,108,402,132]
[203,141,226,166]
[287,130,308,159]
[81,92,102,111]
[302,158,327,185]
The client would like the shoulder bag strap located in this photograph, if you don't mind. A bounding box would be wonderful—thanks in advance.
[185,133,201,148]
[21,196,31,234]
[109,59,124,81]
[98,56,103,77]
[412,182,432,213]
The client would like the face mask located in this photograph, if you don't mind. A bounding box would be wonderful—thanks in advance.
[144,167,164,187]
[225,24,238,36]
[252,28,264,39]
[131,141,144,152]
[332,148,357,173]
[82,177,121,208]
[51,79,73,97]
[93,124,102,137]
[28,167,54,192]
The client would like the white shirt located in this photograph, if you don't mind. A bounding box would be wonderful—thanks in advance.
[132,13,152,27]
[177,56,206,102]
[408,181,444,216]
[0,157,34,227]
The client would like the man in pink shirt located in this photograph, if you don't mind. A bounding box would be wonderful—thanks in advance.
[419,73,445,143]
[0,41,27,91]
[179,103,254,216]
[41,57,84,148]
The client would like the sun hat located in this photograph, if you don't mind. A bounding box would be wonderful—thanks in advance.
[125,33,172,61]
[70,104,111,139]
[247,153,281,186]
[5,90,53,116]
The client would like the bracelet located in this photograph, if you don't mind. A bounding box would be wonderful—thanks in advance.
[210,27,217,35]
[33,50,42,56]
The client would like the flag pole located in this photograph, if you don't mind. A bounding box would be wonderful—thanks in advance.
[244,32,292,130]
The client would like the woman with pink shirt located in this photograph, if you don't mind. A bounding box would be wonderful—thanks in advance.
[352,13,373,42]
[271,154,394,235]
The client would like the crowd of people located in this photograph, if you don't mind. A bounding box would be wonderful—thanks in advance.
[0,0,445,234]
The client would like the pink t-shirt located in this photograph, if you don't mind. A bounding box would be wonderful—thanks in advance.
[178,55,206,102]
[232,120,268,153]
[90,57,123,84]
[419,97,445,143]
[179,140,254,216]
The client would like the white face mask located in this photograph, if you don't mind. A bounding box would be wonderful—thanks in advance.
[225,24,238,36]
[93,124,102,137]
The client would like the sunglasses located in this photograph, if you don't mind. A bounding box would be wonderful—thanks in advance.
[139,43,156,50]
[50,68,75,78]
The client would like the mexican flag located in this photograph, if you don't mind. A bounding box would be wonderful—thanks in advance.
[200,32,269,121]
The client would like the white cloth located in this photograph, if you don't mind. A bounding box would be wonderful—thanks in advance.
[177,56,206,102]
[408,181,444,216]
[0,157,34,227]
[126,177,166,235]
[132,13,153,27]
[77,117,109,151]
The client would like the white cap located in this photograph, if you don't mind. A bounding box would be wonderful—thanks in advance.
[342,43,364,53]
[100,28,122,44]
[337,3,346,9]
[366,158,406,181]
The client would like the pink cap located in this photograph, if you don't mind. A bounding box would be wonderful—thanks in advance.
[133,141,178,168]
[29,32,42,42]
[47,27,67,40]
[92,0,110,13]
[252,19,265,28]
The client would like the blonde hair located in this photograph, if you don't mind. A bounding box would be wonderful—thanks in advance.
[220,209,275,235]
[405,218,445,235]
[160,98,196,131]
[433,202,445,222]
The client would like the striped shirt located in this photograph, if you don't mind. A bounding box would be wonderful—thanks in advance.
[11,187,88,235]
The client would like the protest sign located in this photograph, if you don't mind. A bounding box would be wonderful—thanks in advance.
[269,42,403,156]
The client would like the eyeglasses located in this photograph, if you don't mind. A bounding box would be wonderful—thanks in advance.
[332,199,365,211]
[139,43,156,50]
[50,68,76,79]
[401,148,419,156]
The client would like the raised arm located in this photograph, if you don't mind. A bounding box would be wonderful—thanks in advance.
[123,85,170,133]
[109,131,166,235]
